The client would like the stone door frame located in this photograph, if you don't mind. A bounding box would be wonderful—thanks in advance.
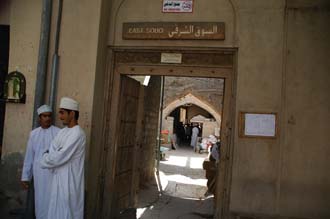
[97,47,237,219]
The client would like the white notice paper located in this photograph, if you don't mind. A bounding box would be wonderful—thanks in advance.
[162,0,193,13]
[244,114,276,137]
[161,53,182,64]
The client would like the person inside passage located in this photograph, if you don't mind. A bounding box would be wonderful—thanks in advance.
[21,104,60,218]
[40,97,86,219]
[190,123,199,149]
[203,135,220,197]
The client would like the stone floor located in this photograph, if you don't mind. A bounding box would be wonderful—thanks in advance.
[0,146,214,219]
[0,153,26,219]
[0,190,25,219]
[136,146,214,219]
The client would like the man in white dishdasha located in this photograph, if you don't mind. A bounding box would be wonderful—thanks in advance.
[40,97,86,219]
[21,104,60,219]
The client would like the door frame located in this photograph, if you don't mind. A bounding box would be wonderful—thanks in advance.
[96,47,237,219]
[0,25,10,158]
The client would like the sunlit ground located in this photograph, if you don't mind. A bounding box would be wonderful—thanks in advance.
[137,147,211,218]
[137,208,147,218]
[159,154,207,188]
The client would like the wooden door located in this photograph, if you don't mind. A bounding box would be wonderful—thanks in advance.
[216,76,233,219]
[112,75,142,217]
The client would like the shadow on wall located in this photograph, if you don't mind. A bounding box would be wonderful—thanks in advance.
[0,152,26,216]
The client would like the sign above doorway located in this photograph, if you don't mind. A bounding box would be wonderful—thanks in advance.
[122,22,225,40]
[161,53,182,64]
[162,0,193,13]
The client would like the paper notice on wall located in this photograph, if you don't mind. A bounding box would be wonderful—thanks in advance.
[244,113,276,137]
[162,0,193,13]
[161,53,182,63]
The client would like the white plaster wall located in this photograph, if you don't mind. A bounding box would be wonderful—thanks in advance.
[109,0,236,47]
[2,0,102,161]
[230,1,285,214]
[279,6,330,218]
[2,0,42,155]
[230,1,330,218]
[47,0,101,157]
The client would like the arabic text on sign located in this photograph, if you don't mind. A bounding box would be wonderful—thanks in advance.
[167,25,218,38]
[122,22,225,40]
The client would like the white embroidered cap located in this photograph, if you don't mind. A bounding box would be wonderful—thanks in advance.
[37,104,52,115]
[59,97,79,111]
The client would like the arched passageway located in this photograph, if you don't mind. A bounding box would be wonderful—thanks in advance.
[162,93,221,126]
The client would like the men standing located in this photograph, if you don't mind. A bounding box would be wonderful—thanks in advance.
[40,97,86,219]
[21,105,60,219]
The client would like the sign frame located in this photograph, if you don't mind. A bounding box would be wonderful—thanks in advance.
[162,0,194,13]
[161,53,182,64]
[122,22,225,40]
[239,112,278,139]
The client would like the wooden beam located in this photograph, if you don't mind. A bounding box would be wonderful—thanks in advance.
[116,64,232,78]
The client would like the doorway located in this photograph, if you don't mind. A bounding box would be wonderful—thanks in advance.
[132,75,225,219]
[93,48,236,219]
[0,25,10,158]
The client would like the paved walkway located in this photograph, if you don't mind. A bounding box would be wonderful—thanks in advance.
[0,191,24,219]
[0,146,214,219]
[137,146,214,219]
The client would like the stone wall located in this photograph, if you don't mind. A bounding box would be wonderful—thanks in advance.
[230,1,330,219]
[279,3,330,218]
[202,121,219,138]
[186,105,213,122]
[230,1,285,216]
[139,76,161,183]
[109,0,236,47]
[164,77,224,115]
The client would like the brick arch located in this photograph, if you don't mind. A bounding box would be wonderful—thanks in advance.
[163,93,221,125]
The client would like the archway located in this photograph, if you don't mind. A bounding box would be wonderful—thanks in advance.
[162,93,221,126]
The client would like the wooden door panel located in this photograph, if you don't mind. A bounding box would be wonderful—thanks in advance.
[116,148,134,173]
[113,75,141,215]
[117,172,132,197]
[118,123,136,147]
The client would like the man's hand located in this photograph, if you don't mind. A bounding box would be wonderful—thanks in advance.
[21,181,30,190]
